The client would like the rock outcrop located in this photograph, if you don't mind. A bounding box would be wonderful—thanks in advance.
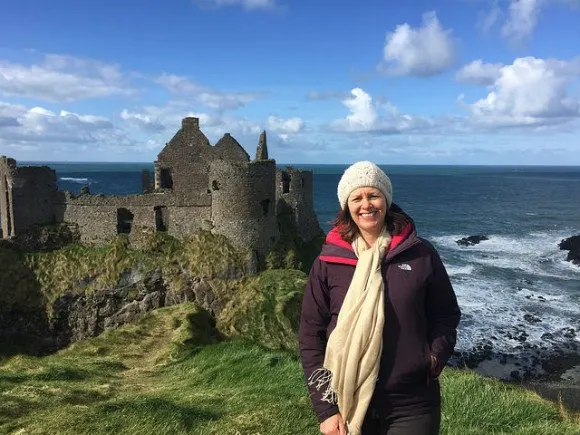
[559,235,580,266]
[0,261,242,354]
[456,235,489,246]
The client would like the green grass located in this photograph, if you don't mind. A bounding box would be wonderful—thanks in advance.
[1,224,320,322]
[1,302,578,435]
[217,269,306,350]
[1,231,251,319]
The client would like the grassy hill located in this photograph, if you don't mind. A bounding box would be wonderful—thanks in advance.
[1,299,579,435]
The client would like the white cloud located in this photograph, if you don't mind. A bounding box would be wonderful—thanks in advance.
[478,2,503,34]
[380,11,456,77]
[120,101,263,142]
[267,115,304,134]
[0,100,147,160]
[120,109,166,132]
[462,57,580,128]
[335,88,378,131]
[2,103,114,143]
[456,60,504,85]
[502,0,542,46]
[480,0,579,46]
[331,88,437,134]
[193,0,277,10]
[0,54,133,102]
[156,73,265,110]
[306,90,349,101]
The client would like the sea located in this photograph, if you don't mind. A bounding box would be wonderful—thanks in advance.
[18,161,580,380]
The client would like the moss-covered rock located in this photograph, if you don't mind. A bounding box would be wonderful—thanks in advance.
[217,269,307,352]
[266,204,324,274]
[11,222,80,252]
[1,229,311,355]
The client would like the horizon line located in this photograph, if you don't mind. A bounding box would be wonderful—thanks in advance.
[16,160,580,168]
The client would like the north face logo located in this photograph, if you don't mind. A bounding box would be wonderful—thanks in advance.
[398,263,412,271]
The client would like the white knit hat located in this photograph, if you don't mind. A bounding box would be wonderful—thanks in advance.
[337,161,392,210]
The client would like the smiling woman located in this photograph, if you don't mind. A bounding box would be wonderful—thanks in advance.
[298,161,461,435]
[345,187,387,243]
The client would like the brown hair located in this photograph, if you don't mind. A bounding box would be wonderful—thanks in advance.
[330,205,410,244]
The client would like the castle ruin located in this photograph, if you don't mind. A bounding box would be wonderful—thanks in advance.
[0,117,322,260]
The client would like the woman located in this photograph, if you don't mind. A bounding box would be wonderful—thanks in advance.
[299,161,461,435]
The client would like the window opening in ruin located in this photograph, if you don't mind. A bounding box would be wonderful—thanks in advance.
[212,180,220,191]
[160,168,173,189]
[154,206,168,232]
[117,208,134,234]
[260,199,270,217]
[301,178,305,188]
[281,173,291,194]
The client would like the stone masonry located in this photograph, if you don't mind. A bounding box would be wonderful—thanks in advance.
[0,117,323,260]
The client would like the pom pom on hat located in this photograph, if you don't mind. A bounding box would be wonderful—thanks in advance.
[337,161,392,210]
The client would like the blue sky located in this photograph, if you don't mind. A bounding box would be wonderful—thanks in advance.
[0,0,579,164]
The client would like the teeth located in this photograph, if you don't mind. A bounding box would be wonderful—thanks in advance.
[361,212,376,217]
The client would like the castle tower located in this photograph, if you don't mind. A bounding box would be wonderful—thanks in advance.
[276,167,323,241]
[214,133,250,162]
[209,159,279,261]
[154,117,215,197]
[0,156,58,238]
[255,131,268,161]
[0,157,16,238]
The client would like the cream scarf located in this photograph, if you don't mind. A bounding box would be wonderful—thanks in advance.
[309,227,391,435]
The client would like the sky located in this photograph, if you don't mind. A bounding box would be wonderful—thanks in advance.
[0,0,579,165]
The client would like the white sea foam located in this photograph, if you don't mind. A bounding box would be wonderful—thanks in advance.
[60,177,91,184]
[445,264,474,277]
[515,288,564,302]
[433,231,580,280]
[559,259,580,273]
[448,257,579,356]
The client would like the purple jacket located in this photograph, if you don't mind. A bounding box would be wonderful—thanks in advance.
[298,207,461,422]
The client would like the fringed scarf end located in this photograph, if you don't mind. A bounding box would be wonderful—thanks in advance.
[307,367,338,405]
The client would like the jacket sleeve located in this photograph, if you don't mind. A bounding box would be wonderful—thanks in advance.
[425,246,461,376]
[298,257,340,422]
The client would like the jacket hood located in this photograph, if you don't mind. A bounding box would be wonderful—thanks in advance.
[319,203,415,266]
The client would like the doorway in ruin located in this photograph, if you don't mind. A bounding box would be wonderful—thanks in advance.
[154,206,168,232]
[281,172,291,194]
[116,208,134,234]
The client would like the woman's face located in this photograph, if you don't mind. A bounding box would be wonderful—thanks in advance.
[347,187,387,237]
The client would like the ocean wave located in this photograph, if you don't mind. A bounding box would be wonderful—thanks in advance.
[452,271,579,356]
[59,177,91,184]
[433,231,580,280]
[445,264,474,276]
[515,288,565,302]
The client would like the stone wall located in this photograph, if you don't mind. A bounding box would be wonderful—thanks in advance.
[58,203,118,243]
[276,168,323,241]
[166,205,212,236]
[209,159,278,259]
[56,192,212,245]
[8,165,58,235]
[0,156,16,238]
